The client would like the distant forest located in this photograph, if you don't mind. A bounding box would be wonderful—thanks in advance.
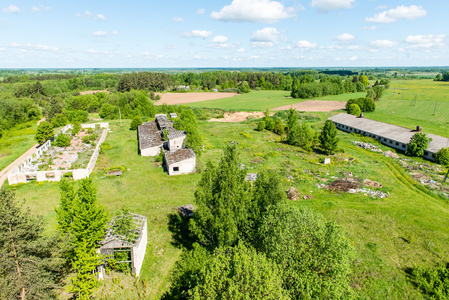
[0,67,446,136]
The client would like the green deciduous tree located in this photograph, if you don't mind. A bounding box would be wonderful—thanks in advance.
[35,121,54,145]
[190,145,250,250]
[256,120,265,131]
[436,147,449,166]
[287,123,314,151]
[173,110,203,156]
[192,242,289,300]
[348,103,361,116]
[286,107,298,133]
[406,132,432,157]
[55,133,71,147]
[129,116,142,130]
[256,204,355,299]
[319,120,339,154]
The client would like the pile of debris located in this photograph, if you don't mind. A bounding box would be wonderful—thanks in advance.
[245,173,258,182]
[363,179,383,188]
[353,141,382,152]
[176,204,195,217]
[286,187,300,201]
[358,187,389,198]
[328,178,360,192]
[383,151,399,158]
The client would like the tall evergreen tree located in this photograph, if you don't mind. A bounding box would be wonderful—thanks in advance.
[319,120,339,154]
[286,107,298,133]
[0,190,68,300]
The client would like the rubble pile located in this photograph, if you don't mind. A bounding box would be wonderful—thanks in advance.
[383,151,399,158]
[353,141,382,152]
[328,178,360,192]
[286,187,300,201]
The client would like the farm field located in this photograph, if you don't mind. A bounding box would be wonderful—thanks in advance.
[7,115,449,299]
[186,90,366,111]
[386,80,449,102]
[154,92,239,105]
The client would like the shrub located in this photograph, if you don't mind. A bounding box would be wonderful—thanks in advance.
[51,114,68,128]
[55,133,71,147]
[348,103,361,116]
[406,132,432,157]
[436,148,449,166]
[82,135,91,144]
[129,116,142,130]
[35,121,54,145]
[412,263,449,299]
[256,120,265,131]
[72,123,81,136]
[346,97,375,112]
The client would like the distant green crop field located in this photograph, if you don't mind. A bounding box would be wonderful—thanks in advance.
[186,90,366,111]
[386,80,449,102]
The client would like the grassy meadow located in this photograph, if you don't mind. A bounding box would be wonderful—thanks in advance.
[7,113,449,299]
[0,121,37,171]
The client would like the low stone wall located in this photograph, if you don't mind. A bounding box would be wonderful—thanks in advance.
[8,122,109,185]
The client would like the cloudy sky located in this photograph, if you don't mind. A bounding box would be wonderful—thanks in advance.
[0,0,447,68]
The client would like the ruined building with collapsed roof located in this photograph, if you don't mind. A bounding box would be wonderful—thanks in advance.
[138,114,196,175]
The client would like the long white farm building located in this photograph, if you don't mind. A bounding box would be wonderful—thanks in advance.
[329,113,449,161]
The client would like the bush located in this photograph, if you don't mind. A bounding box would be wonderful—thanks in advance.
[256,120,265,131]
[129,116,142,130]
[436,148,449,166]
[406,132,432,157]
[412,263,449,299]
[55,133,71,147]
[35,121,54,145]
[346,97,375,112]
[72,123,81,136]
[82,135,90,144]
[348,103,361,116]
[51,114,68,128]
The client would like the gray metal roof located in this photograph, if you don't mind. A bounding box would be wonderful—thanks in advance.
[138,121,164,149]
[165,148,196,165]
[329,113,449,153]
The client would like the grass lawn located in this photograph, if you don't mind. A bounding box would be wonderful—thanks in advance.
[7,114,449,299]
[186,90,367,111]
[0,121,37,171]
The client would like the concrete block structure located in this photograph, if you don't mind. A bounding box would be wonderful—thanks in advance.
[99,213,147,276]
[329,113,449,161]
[138,114,196,175]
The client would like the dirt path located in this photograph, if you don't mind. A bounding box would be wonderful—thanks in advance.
[272,100,346,111]
[154,92,238,105]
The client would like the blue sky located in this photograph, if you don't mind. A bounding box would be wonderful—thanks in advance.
[0,0,447,68]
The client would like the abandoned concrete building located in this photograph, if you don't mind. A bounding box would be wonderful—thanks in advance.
[138,113,196,175]
[98,213,147,276]
[329,113,449,161]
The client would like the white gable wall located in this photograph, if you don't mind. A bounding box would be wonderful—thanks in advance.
[168,157,196,175]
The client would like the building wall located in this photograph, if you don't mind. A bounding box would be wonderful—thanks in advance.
[333,121,436,161]
[168,136,185,151]
[168,157,196,175]
[131,219,147,276]
[140,145,162,157]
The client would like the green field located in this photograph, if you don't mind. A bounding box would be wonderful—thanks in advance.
[0,121,37,171]
[387,80,449,102]
[7,115,449,299]
[186,90,366,111]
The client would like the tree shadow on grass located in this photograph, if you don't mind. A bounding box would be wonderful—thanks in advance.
[167,212,196,250]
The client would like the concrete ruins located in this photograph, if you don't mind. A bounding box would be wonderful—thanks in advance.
[138,114,196,175]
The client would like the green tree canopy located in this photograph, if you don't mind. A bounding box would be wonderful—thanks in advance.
[287,122,314,151]
[35,121,54,144]
[348,103,361,116]
[256,204,355,299]
[319,120,339,154]
[436,148,449,166]
[55,133,71,147]
[129,116,142,130]
[173,110,203,156]
[192,242,289,300]
[406,132,432,157]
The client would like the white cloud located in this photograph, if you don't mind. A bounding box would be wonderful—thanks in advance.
[347,45,361,51]
[92,31,108,37]
[31,5,51,12]
[172,17,184,22]
[310,0,355,12]
[250,27,281,43]
[96,14,106,21]
[252,41,273,48]
[76,11,106,21]
[182,30,212,38]
[211,0,296,24]
[335,33,355,41]
[376,5,388,10]
[10,42,21,47]
[3,5,21,14]
[0,47,5,51]
[211,35,229,43]
[369,39,398,48]
[249,55,260,59]
[366,5,427,23]
[237,48,245,52]
[294,40,317,48]
[405,34,445,48]
[350,56,358,61]
[164,45,177,50]
[25,43,59,51]
[111,31,118,35]
[362,26,377,30]
[197,8,205,15]
[85,49,101,54]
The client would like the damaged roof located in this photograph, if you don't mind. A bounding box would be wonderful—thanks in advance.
[100,213,147,249]
[138,121,164,149]
[165,148,196,165]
